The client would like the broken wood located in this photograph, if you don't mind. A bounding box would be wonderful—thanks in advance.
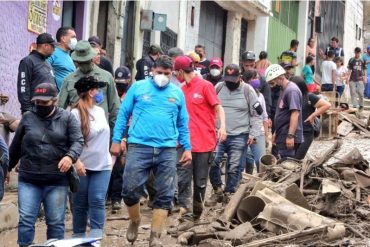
[106,216,129,221]
[336,120,354,136]
[219,182,250,223]
[356,186,361,201]
[243,225,329,247]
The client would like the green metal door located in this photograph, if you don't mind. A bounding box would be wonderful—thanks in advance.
[267,17,297,64]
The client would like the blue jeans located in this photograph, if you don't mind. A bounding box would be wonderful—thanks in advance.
[245,135,266,173]
[276,142,301,159]
[209,134,248,193]
[122,144,177,210]
[18,181,68,245]
[72,169,111,238]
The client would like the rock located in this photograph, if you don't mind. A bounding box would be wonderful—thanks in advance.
[198,239,229,247]
[0,202,18,231]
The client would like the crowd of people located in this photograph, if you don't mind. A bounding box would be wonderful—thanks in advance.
[0,26,368,247]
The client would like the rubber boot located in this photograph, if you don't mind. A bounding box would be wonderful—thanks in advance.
[149,209,168,247]
[126,203,141,244]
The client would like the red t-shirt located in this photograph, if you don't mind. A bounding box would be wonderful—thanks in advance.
[181,76,220,152]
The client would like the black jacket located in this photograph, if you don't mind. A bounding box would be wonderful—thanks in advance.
[17,51,56,113]
[259,76,272,117]
[98,56,114,76]
[9,107,84,185]
[203,73,224,86]
[135,55,155,81]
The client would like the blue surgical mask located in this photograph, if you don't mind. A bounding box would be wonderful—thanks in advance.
[94,90,104,104]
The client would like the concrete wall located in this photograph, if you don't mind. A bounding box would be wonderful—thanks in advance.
[343,0,363,64]
[0,1,63,118]
[364,1,370,48]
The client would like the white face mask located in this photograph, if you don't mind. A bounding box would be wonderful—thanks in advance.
[210,68,221,77]
[153,74,170,88]
[68,38,78,50]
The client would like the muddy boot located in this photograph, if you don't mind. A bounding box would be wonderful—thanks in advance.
[126,203,141,244]
[205,187,223,207]
[149,209,168,247]
[193,201,204,220]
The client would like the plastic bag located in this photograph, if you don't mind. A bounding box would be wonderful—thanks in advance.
[341,85,351,104]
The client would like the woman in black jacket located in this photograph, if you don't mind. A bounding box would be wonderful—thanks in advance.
[8,83,84,247]
[290,76,331,160]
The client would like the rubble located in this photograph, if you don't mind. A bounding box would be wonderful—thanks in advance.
[169,110,370,246]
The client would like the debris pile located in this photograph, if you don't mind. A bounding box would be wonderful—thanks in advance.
[169,130,370,246]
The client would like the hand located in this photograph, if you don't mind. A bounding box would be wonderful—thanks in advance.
[179,150,192,167]
[247,137,256,145]
[110,143,122,156]
[304,115,315,125]
[217,127,227,142]
[286,137,295,150]
[58,156,73,173]
[272,133,276,145]
[121,140,127,154]
[5,171,10,185]
[267,118,272,128]
[76,160,86,176]
[318,49,324,57]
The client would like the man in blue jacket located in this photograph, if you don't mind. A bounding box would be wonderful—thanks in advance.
[110,55,192,246]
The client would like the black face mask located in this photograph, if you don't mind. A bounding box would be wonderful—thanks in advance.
[35,105,55,118]
[116,83,129,97]
[225,81,240,91]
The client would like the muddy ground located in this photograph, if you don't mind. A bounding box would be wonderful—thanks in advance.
[3,126,370,246]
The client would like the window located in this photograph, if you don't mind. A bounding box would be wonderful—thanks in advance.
[240,19,248,60]
[142,30,151,57]
[160,28,177,54]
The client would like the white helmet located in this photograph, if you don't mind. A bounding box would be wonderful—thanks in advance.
[265,64,286,82]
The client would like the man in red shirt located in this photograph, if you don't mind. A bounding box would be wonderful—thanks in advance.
[173,56,226,229]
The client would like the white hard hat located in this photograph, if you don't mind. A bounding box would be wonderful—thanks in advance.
[265,64,286,82]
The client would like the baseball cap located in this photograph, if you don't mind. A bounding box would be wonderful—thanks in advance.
[209,58,223,68]
[88,36,102,47]
[241,51,256,61]
[74,76,106,94]
[224,64,240,82]
[115,66,131,80]
[31,83,58,101]
[174,56,193,71]
[149,44,163,55]
[36,33,57,46]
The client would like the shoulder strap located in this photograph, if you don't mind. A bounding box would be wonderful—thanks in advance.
[242,82,251,102]
[215,82,225,95]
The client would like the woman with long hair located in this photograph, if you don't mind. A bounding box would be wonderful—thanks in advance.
[71,76,112,238]
[290,76,331,160]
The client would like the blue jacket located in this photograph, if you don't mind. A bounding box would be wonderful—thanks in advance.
[112,78,191,150]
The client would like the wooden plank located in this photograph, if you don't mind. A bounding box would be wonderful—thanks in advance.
[337,120,354,136]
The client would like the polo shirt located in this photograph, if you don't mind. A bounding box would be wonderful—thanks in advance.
[181,76,219,152]
[48,47,76,90]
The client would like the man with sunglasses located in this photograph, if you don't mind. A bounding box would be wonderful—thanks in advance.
[110,55,192,246]
[17,33,57,114]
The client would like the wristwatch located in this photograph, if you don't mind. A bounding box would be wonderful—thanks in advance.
[287,133,295,139]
